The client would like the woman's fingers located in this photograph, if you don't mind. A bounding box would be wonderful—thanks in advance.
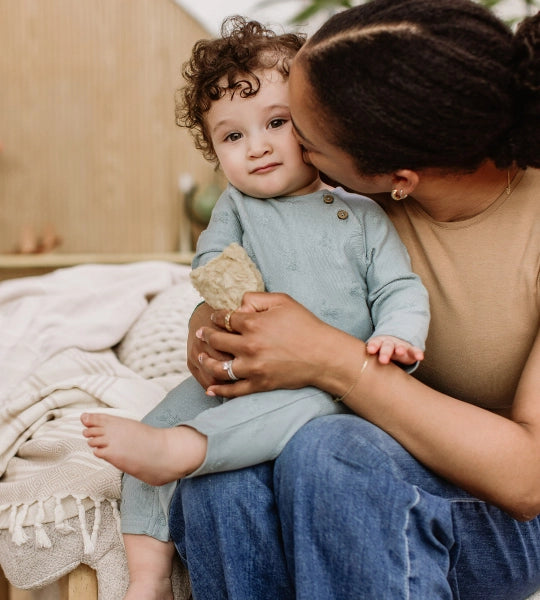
[211,309,240,333]
[197,353,253,398]
[187,302,232,387]
[211,291,294,330]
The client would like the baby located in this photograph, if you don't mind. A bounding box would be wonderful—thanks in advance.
[81,17,430,600]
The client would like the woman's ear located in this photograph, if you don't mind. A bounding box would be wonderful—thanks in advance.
[392,170,420,197]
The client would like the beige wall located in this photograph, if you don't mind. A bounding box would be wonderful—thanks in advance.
[0,0,215,255]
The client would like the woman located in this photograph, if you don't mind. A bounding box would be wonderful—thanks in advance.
[169,1,540,598]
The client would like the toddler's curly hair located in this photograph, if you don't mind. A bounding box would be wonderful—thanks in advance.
[176,16,306,163]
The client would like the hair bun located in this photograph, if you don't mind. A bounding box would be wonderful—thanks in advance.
[512,11,540,92]
[508,12,540,168]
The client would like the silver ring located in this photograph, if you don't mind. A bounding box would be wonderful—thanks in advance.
[222,359,239,381]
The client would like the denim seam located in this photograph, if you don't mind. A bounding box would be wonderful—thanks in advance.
[405,486,421,600]
[334,448,487,506]
[447,497,487,505]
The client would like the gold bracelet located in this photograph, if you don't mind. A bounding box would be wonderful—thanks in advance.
[334,357,369,403]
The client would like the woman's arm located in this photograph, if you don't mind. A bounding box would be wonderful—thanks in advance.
[351,329,540,521]
[196,292,540,520]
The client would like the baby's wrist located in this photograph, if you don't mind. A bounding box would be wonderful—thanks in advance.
[395,360,420,374]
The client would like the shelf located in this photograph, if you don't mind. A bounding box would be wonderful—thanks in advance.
[0,252,194,269]
[0,252,194,280]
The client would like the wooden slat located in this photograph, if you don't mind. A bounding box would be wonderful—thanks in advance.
[0,251,194,280]
[0,565,9,600]
[0,0,215,255]
[8,586,32,600]
[58,564,97,600]
[0,251,193,268]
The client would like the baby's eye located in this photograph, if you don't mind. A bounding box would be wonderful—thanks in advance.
[225,132,242,142]
[269,118,286,129]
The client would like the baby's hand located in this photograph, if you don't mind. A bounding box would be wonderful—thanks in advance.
[366,335,424,366]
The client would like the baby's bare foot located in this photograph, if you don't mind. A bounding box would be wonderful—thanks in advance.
[80,413,206,484]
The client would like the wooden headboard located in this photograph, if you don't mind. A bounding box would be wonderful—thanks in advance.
[0,0,216,268]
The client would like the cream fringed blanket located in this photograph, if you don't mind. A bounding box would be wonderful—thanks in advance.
[0,346,169,550]
[0,262,199,594]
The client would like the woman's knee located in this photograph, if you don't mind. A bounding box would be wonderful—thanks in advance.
[276,414,467,503]
[277,414,401,472]
[275,414,438,497]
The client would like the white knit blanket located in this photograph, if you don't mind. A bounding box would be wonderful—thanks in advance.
[0,262,194,552]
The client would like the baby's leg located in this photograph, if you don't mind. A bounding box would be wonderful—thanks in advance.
[186,386,351,477]
[123,533,175,600]
[114,378,222,599]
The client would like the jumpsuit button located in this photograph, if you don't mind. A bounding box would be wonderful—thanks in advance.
[337,209,349,220]
[323,194,334,204]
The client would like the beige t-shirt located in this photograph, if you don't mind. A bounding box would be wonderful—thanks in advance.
[378,169,540,412]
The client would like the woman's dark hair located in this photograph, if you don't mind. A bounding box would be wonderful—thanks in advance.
[177,16,306,163]
[299,0,540,175]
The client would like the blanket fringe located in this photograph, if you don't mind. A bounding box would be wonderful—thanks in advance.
[111,499,122,538]
[35,500,52,548]
[75,495,94,554]
[14,504,29,545]
[1,496,121,554]
[54,495,75,533]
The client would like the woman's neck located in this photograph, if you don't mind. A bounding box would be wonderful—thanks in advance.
[412,162,519,222]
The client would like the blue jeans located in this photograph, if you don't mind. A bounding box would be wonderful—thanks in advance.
[169,415,540,600]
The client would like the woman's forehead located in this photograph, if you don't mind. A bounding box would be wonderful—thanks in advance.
[288,60,318,140]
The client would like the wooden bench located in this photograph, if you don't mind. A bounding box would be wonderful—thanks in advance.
[1,564,97,600]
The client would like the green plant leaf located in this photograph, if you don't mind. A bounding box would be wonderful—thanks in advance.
[258,0,539,25]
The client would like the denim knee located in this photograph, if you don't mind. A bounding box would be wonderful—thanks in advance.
[277,414,462,498]
[274,415,456,599]
[277,414,402,476]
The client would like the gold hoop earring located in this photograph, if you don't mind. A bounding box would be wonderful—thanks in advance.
[391,189,408,201]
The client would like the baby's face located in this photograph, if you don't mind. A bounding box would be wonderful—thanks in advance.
[206,69,320,198]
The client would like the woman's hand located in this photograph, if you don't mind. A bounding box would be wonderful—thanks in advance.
[187,302,234,389]
[196,292,355,398]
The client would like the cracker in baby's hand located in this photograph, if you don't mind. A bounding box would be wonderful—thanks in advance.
[190,242,265,310]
